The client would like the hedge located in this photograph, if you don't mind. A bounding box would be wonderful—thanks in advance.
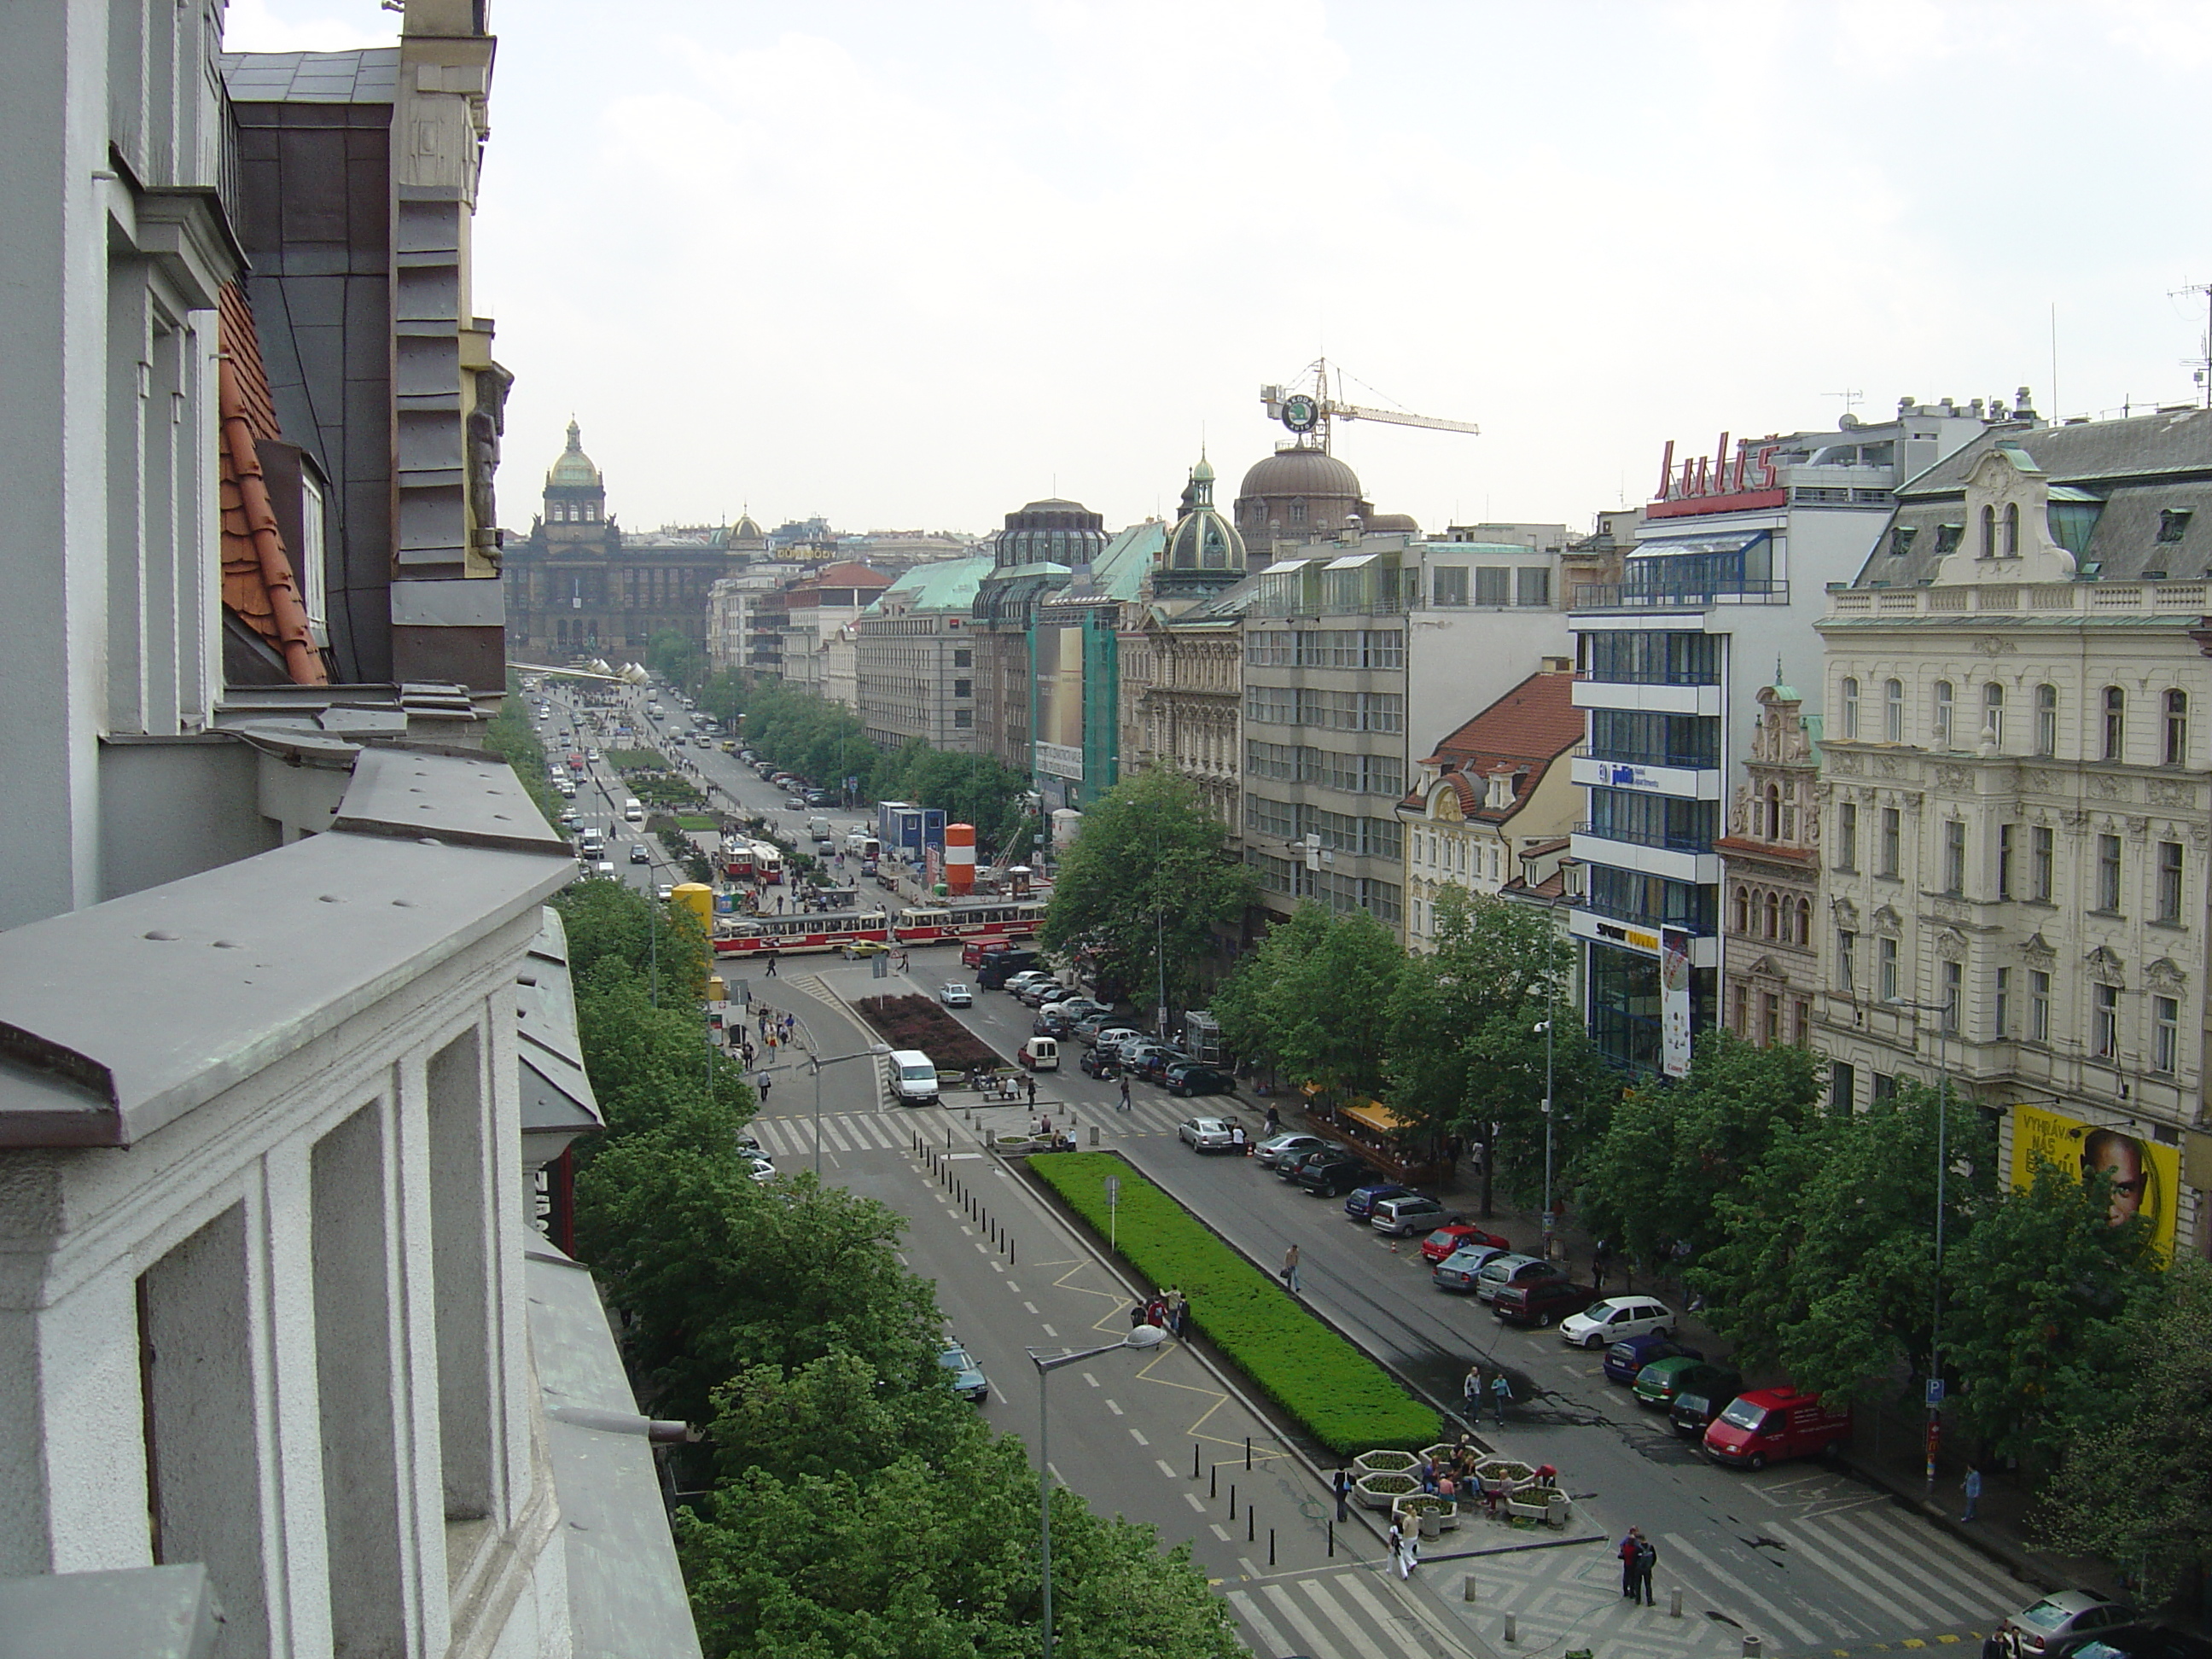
[1031,1153,1440,1454]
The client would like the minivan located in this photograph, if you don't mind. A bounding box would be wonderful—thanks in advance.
[1370,1194,1451,1237]
[623,798,644,823]
[977,952,1041,988]
[1018,1036,1059,1071]
[890,1050,940,1104]
[1702,1386,1851,1469]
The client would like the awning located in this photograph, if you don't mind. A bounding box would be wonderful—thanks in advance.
[1339,1099,1415,1135]
[1324,552,1381,570]
[1261,556,1318,574]
[1629,530,1769,559]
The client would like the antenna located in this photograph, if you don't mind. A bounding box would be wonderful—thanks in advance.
[1825,388,1865,416]
[2171,279,2212,409]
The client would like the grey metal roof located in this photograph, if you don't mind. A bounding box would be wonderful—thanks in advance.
[1901,408,2212,498]
[218,48,400,104]
[0,752,574,1149]
[518,908,602,1137]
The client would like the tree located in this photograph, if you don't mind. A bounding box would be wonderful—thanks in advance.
[557,874,711,1003]
[1459,1005,1620,1213]
[1039,771,1254,1018]
[2042,1254,2212,1600]
[1266,907,1401,1097]
[648,626,706,692]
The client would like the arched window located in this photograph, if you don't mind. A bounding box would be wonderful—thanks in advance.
[1980,504,1997,558]
[2035,683,2058,755]
[1841,676,1860,739]
[1289,499,1307,525]
[2003,501,2020,556]
[1796,897,1812,946]
[1733,886,1749,933]
[1933,680,1954,747]
[2102,686,2126,761]
[2164,689,2188,765]
[1982,683,2005,748]
[1764,783,1782,840]
[1764,890,1781,940]
[1884,678,1904,742]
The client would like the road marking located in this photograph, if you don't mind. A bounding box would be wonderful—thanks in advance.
[1155,1458,1179,1479]
[992,1261,1004,1273]
[1105,1399,1124,1416]
[1661,1532,1831,1645]
[1240,1557,1263,1581]
[959,1225,974,1237]
[1259,1584,1338,1658]
[1300,1577,1395,1659]
[1022,1301,1038,1313]
[1040,1324,1057,1337]
[974,1243,989,1254]
[1004,1281,1021,1293]
[1333,1572,1436,1659]
[1130,1429,1150,1446]
[1781,1516,1976,1627]
[1225,1592,1295,1659]
[1185,1493,1207,1512]
[1083,1371,1098,1388]
[1211,1523,1233,1542]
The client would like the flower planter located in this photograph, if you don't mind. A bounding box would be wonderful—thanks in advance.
[1473,1458,1534,1492]
[1354,1472,1417,1511]
[1393,1496,1459,1535]
[1353,1449,1418,1476]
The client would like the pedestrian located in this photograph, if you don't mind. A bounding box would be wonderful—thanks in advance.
[1962,1464,1982,1523]
[764,952,778,977]
[1463,1364,1482,1421]
[1387,1520,1405,1577]
[1490,1371,1511,1426]
[1283,1243,1301,1295]
[755,1071,772,1105]
[1166,1287,1185,1334]
[1633,1533,1657,1605]
[1618,1528,1640,1598]
[1119,1076,1132,1111]
[1333,1468,1352,1524]
[1263,1104,1281,1138]
[1025,1074,1037,1106]
[1398,1524,1418,1580]
[1592,1248,1610,1293]
[1231,1123,1246,1155]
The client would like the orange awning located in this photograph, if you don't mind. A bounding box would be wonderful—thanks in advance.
[1339,1099,1414,1136]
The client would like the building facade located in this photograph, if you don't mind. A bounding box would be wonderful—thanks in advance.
[1813,409,2212,1259]
[1714,683,1822,1046]
[853,556,991,751]
[773,561,894,697]
[1568,399,2000,1071]
[970,498,1102,772]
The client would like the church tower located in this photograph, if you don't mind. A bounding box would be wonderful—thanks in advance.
[543,418,608,540]
[1150,453,1248,604]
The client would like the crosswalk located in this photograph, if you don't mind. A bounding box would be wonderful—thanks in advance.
[1435,1497,2028,1659]
[1227,1567,1454,1659]
[748,1091,1205,1158]
[751,1109,919,1158]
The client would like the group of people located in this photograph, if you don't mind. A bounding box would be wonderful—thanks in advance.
[1131,1288,1188,1335]
[1461,1363,1514,1426]
[1617,1527,1659,1604]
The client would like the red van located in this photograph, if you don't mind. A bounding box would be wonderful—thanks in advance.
[1702,1387,1851,1470]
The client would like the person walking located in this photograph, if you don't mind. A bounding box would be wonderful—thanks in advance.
[1463,1364,1483,1422]
[1263,1104,1281,1138]
[1231,1122,1247,1155]
[1025,1074,1037,1106]
[1490,1371,1511,1426]
[755,1071,772,1105]
[1333,1468,1352,1524]
[1397,1524,1418,1580]
[763,952,778,978]
[1592,1243,1611,1292]
[1633,1533,1658,1605]
[1119,1075,1132,1111]
[1961,1464,1982,1523]
[1283,1243,1301,1295]
[1618,1529,1641,1599]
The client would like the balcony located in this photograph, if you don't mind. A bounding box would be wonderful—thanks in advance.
[1571,678,1723,717]
[1573,578,1787,611]
[1570,826,1720,886]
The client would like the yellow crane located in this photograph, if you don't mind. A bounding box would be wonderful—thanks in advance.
[1259,358,1481,451]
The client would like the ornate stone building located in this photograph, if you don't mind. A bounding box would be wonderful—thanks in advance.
[1715,683,1821,1045]
[500,422,737,659]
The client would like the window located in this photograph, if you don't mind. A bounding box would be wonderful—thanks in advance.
[1837,802,1859,870]
[953,648,972,667]
[1994,967,2011,1037]
[1764,890,1780,940]
[1877,936,1899,1002]
[952,709,973,730]
[1979,504,1997,558]
[1933,680,1953,747]
[1474,566,1511,606]
[952,678,972,699]
[1831,1060,1857,1111]
[1941,959,1962,1033]
[1431,566,1468,606]
[1841,677,1860,739]
[1837,929,1857,992]
[1760,992,1780,1046]
[1880,807,1901,877]
[2092,982,2119,1058]
[2164,690,2188,765]
[2154,997,2180,1073]
[2032,825,2054,900]
[2102,686,2126,761]
[2029,969,2051,1042]
[1997,824,2015,899]
[2097,834,2122,912]
[1733,886,1750,932]
[1889,526,1917,558]
[1934,523,1963,556]
[1983,683,2005,748]
[1943,820,1965,895]
[2157,841,2183,923]
[1763,784,1782,840]
[1796,898,1812,946]
[2003,501,2020,557]
[2035,683,2058,756]
[1516,567,1551,607]
[2157,508,2192,544]
[298,470,328,638]
[1884,678,1904,742]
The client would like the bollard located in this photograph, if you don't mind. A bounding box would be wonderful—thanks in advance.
[1210,1466,1217,1500]
[1743,1639,1761,1659]
[1504,1615,1518,1645]
[1192,1443,1201,1479]
[1248,1506,1255,1542]
[1089,1125,1099,1146]
[1229,1485,1237,1520]
[1464,1575,1477,1603]
[1671,1588,1683,1619]
[1327,1521,1335,1558]
[1245,1436,1252,1471]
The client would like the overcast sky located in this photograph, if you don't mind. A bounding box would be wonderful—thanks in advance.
[228,0,2212,539]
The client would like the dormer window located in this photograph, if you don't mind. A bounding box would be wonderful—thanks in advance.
[1888,526,1917,558]
[2157,508,2192,544]
[1934,523,1963,556]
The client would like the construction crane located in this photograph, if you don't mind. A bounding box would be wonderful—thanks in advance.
[1259,358,1481,452]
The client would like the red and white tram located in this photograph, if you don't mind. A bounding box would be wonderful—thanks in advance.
[713,908,891,958]
[890,899,1048,949]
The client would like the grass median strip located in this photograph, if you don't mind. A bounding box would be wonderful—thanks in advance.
[1031,1152,1440,1454]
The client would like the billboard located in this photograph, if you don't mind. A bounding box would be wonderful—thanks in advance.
[2011,1103,2180,1260]
[1658,926,1692,1078]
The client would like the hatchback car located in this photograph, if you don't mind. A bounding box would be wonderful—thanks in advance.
[938,1343,990,1404]
[938,982,974,1007]
[1419,1223,1512,1264]
[1003,970,1056,996]
[1431,1243,1513,1292]
[1086,1026,1143,1053]
[1177,1116,1241,1153]
[1298,1151,1381,1196]
[1558,1296,1677,1350]
[1078,1046,1124,1079]
[1494,1276,1602,1328]
[1474,1253,1562,1303]
[842,939,891,958]
[1604,1332,1702,1385]
[1165,1062,1234,1097]
[629,843,651,864]
[1256,1132,1330,1169]
[2005,1596,2141,1659]
[1371,1194,1452,1237]
[1632,1357,1735,1410]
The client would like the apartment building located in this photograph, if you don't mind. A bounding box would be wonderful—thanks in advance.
[854,556,991,750]
[774,561,894,698]
[1813,407,2212,1258]
[1568,399,1998,1071]
[1714,682,1823,1046]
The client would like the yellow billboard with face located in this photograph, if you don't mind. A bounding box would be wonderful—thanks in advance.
[2011,1103,2179,1260]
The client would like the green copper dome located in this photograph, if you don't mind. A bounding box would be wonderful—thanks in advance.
[546,418,602,489]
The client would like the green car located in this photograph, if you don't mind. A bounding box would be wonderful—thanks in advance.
[1633,1358,1743,1411]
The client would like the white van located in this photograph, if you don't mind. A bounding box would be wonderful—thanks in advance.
[579,829,605,858]
[890,1050,940,1104]
[623,798,644,823]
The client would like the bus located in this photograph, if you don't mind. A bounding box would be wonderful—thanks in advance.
[713,909,892,958]
[892,899,1048,949]
[752,842,784,885]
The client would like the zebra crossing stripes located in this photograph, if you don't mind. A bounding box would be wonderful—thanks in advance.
[1226,1570,1448,1659]
[750,1111,915,1157]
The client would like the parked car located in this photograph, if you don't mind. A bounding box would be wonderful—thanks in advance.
[1431,1243,1513,1291]
[1602,1330,1701,1384]
[1086,1026,1144,1054]
[2072,1628,2212,1659]
[1278,1144,1342,1183]
[1177,1116,1241,1153]
[1703,1387,1852,1470]
[1474,1253,1563,1304]
[1018,1036,1060,1072]
[938,982,974,1007]
[1370,1193,1452,1237]
[1256,1132,1330,1169]
[1078,1046,1124,1080]
[1164,1062,1235,1097]
[1015,981,1069,1008]
[1669,1381,1742,1440]
[1632,1357,1735,1410]
[2003,1598,2145,1659]
[1558,1295,1677,1350]
[1297,1150,1381,1196]
[1419,1223,1511,1264]
[1493,1276,1603,1328]
[938,1342,990,1404]
[1130,1048,1192,1086]
[1050,996,1109,1022]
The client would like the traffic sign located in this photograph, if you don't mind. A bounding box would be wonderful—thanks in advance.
[1925,1378,1946,1407]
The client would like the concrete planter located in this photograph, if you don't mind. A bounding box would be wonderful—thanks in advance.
[1353,1449,1418,1477]
[1354,1472,1418,1511]
[1393,1496,1460,1537]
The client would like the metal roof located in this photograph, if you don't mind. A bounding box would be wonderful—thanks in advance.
[218,49,400,104]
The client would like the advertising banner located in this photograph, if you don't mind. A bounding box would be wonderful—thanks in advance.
[2011,1103,2180,1260]
[1658,926,1692,1078]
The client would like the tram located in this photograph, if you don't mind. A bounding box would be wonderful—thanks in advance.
[890,899,1048,948]
[712,908,893,958]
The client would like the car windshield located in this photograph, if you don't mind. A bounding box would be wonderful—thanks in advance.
[1585,1300,1624,1319]
[938,1348,974,1371]
[900,1064,934,1081]
[2019,1604,2075,1633]
[1718,1399,1772,1432]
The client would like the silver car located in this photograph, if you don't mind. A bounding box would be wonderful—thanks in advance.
[1176,1116,1240,1153]
[1432,1243,1511,1291]
[1255,1132,1330,1169]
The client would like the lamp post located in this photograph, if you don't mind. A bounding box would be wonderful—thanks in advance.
[1885,994,1954,1496]
[810,1042,893,1179]
[1535,976,1557,1254]
[1027,1325,1168,1659]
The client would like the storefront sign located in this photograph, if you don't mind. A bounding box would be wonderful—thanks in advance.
[1033,741,1084,782]
[1658,927,1692,1078]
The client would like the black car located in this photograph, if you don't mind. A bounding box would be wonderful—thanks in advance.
[1277,1144,1338,1182]
[1164,1062,1233,1097]
[1130,1048,1192,1086]
[1079,1047,1123,1080]
[1493,1276,1603,1328]
[1297,1151,1381,1196]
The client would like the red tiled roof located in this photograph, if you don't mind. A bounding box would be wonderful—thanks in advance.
[1400,669,1581,824]
[218,284,327,685]
[796,561,894,590]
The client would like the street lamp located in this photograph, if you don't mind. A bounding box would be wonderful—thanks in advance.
[1885,993,1954,1496]
[1535,976,1557,1254]
[1027,1325,1168,1659]
[809,1042,892,1179]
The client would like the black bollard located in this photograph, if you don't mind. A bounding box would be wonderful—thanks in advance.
[1229,1485,1237,1520]
[1210,1466,1217,1500]
[1328,1520,1335,1558]
[1248,1506,1254,1543]
[1245,1436,1252,1471]
[1269,1528,1277,1566]
[1192,1443,1201,1479]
